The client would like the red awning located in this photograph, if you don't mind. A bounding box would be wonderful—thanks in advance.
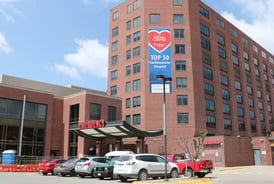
[203,140,221,145]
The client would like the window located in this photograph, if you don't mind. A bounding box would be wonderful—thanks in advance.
[247,86,253,95]
[264,74,268,81]
[244,63,250,71]
[90,103,101,120]
[173,14,184,23]
[218,47,226,59]
[243,51,249,60]
[254,58,258,66]
[271,69,274,76]
[261,51,266,59]
[248,98,254,107]
[133,31,140,42]
[200,23,210,36]
[177,113,189,124]
[111,55,118,65]
[203,67,213,80]
[242,36,249,46]
[176,78,187,88]
[126,50,131,60]
[126,82,131,92]
[258,90,262,98]
[263,64,267,71]
[108,106,116,121]
[150,14,160,23]
[224,119,232,129]
[255,69,260,76]
[231,43,238,54]
[110,86,117,95]
[133,46,141,58]
[126,115,131,124]
[112,41,118,51]
[133,79,141,90]
[233,55,239,65]
[126,35,131,45]
[268,105,272,112]
[252,45,258,52]
[222,89,230,100]
[237,107,244,117]
[173,0,183,6]
[177,95,188,106]
[260,113,265,122]
[204,83,214,95]
[234,67,241,79]
[112,11,119,21]
[175,61,186,71]
[205,99,215,111]
[270,57,274,64]
[133,96,141,107]
[236,94,243,104]
[133,16,140,27]
[216,17,224,29]
[235,81,241,90]
[133,63,141,74]
[201,37,211,51]
[126,66,131,76]
[133,114,141,125]
[221,74,229,86]
[127,4,132,14]
[174,29,184,38]
[111,70,117,80]
[259,102,264,110]
[112,27,119,37]
[251,123,256,132]
[266,94,271,102]
[126,98,131,108]
[238,121,245,131]
[217,34,225,46]
[133,0,140,10]
[199,6,209,19]
[202,51,212,65]
[175,44,185,54]
[127,21,131,30]
[206,115,216,127]
[250,110,255,119]
[223,103,231,114]
[70,104,79,122]
[220,60,228,72]
[230,28,237,38]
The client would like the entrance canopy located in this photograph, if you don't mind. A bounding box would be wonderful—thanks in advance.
[70,120,163,140]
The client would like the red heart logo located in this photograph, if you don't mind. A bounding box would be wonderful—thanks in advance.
[149,30,171,53]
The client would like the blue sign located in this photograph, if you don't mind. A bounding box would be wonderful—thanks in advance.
[148,28,172,93]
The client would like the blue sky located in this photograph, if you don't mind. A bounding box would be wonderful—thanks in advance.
[0,0,273,92]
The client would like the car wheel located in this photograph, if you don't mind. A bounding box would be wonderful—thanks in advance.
[52,168,57,175]
[197,173,206,178]
[61,173,66,177]
[42,172,48,176]
[99,176,104,180]
[111,173,117,180]
[184,168,193,178]
[120,176,128,182]
[79,174,85,178]
[70,169,76,177]
[90,170,94,178]
[170,168,179,178]
[138,169,148,181]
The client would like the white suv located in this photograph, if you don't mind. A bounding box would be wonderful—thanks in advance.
[113,153,179,182]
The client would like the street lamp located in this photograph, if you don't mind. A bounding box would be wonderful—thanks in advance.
[156,75,172,181]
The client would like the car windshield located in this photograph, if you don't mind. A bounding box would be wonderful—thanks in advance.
[66,159,77,164]
[93,157,109,163]
[78,158,89,162]
[117,155,133,162]
[109,157,119,164]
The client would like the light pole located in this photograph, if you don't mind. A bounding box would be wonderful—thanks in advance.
[156,75,172,181]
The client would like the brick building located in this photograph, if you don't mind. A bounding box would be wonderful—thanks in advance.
[107,0,274,166]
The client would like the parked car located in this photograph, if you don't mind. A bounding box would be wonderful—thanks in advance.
[113,153,179,182]
[75,157,110,178]
[104,151,134,159]
[93,157,119,180]
[54,159,79,176]
[39,159,67,175]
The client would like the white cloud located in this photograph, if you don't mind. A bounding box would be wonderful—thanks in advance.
[55,39,108,79]
[0,0,18,22]
[221,0,274,54]
[54,64,81,80]
[0,32,12,53]
[82,0,124,6]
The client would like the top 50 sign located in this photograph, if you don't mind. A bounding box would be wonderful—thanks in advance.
[148,28,172,93]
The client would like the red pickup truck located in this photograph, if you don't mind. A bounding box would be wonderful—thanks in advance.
[163,154,213,178]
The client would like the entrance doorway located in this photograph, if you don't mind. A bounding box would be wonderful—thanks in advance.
[253,149,262,165]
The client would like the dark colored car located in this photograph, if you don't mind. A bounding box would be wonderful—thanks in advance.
[39,159,67,175]
[54,159,79,176]
[93,157,119,180]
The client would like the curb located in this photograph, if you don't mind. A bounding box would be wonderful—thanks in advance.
[133,178,211,184]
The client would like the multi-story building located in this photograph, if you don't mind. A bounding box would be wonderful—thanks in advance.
[108,0,274,166]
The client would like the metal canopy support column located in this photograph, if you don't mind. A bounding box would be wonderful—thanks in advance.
[115,139,122,151]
